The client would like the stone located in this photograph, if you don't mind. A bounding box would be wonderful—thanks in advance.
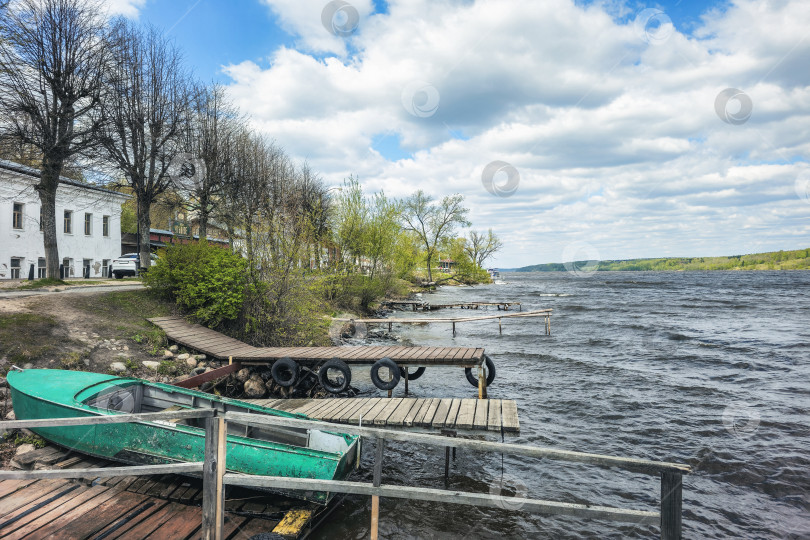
[0,387,8,399]
[243,378,267,398]
[185,358,197,368]
[122,345,129,351]
[15,443,36,457]
[176,353,190,361]
[0,377,7,388]
[163,350,174,358]
[142,361,160,370]
[169,345,179,353]
[5,410,15,420]
[23,363,33,369]
[236,368,251,383]
[110,362,127,373]
[193,354,206,361]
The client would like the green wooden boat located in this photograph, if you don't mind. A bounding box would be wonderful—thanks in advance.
[7,368,358,504]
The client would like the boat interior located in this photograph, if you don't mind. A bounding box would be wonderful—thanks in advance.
[82,381,353,455]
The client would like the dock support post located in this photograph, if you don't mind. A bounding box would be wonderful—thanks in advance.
[452,322,456,337]
[660,471,683,540]
[404,367,409,395]
[370,437,385,540]
[498,318,502,335]
[202,412,226,540]
[388,322,392,332]
[478,363,488,399]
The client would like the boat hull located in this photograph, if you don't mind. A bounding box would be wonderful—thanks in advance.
[8,369,358,504]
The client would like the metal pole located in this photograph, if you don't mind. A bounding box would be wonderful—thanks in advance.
[370,437,385,540]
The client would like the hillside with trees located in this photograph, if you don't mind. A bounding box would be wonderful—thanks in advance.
[512,248,810,272]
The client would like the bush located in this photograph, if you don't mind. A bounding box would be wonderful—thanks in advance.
[143,242,247,327]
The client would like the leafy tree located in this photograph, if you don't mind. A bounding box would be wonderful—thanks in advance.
[401,191,470,282]
[465,229,503,269]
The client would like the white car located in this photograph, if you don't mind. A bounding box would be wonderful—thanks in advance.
[111,253,158,278]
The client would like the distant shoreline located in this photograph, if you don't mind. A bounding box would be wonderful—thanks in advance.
[505,247,810,272]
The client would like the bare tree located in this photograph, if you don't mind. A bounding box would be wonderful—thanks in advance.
[401,191,470,283]
[0,0,108,278]
[465,228,503,268]
[97,21,192,269]
[176,83,239,239]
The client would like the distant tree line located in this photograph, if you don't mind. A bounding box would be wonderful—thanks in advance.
[515,248,810,273]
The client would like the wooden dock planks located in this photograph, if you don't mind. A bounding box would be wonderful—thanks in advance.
[245,397,519,433]
[148,317,484,366]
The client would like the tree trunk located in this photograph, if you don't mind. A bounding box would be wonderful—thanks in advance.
[425,253,433,283]
[38,158,63,279]
[37,186,60,279]
[198,193,208,239]
[137,194,152,269]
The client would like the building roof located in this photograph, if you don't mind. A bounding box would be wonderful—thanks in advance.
[0,159,130,199]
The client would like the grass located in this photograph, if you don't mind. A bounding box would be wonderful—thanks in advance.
[65,289,174,344]
[0,313,59,371]
[15,278,69,290]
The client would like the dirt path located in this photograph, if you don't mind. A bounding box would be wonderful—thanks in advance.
[0,287,180,379]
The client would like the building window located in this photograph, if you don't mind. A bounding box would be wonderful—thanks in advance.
[10,258,22,279]
[102,215,110,237]
[12,203,23,230]
[64,210,72,234]
[37,258,46,278]
[84,213,92,235]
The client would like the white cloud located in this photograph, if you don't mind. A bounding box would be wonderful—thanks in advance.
[224,0,810,267]
[104,0,146,18]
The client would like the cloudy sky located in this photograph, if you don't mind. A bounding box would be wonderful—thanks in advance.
[117,0,810,268]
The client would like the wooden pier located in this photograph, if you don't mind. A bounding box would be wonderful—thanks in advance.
[148,317,486,367]
[335,308,553,337]
[0,449,301,539]
[244,397,520,432]
[382,300,521,311]
[1,407,690,540]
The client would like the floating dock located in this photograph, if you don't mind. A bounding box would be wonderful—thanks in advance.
[148,317,486,367]
[244,397,519,432]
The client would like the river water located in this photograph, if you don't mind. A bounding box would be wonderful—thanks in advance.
[310,271,810,539]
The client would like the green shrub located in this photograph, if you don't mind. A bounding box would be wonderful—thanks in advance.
[144,242,247,327]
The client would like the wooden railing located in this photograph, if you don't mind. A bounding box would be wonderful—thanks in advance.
[0,408,689,540]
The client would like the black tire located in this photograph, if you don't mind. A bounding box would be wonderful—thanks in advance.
[113,271,122,279]
[271,357,299,387]
[319,357,352,394]
[399,366,426,380]
[370,357,400,390]
[465,355,496,387]
[190,366,206,376]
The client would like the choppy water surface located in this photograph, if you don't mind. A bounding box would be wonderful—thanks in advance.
[310,271,810,539]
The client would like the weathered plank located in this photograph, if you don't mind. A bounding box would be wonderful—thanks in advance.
[487,400,503,432]
[455,399,477,429]
[501,400,520,433]
[473,400,489,430]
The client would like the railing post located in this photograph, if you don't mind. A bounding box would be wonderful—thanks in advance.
[660,471,682,540]
[202,412,226,540]
[370,437,385,540]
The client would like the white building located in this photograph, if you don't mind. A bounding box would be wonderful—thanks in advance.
[0,160,129,280]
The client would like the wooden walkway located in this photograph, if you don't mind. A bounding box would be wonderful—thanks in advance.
[148,317,485,367]
[382,300,521,311]
[0,447,322,539]
[246,397,520,432]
